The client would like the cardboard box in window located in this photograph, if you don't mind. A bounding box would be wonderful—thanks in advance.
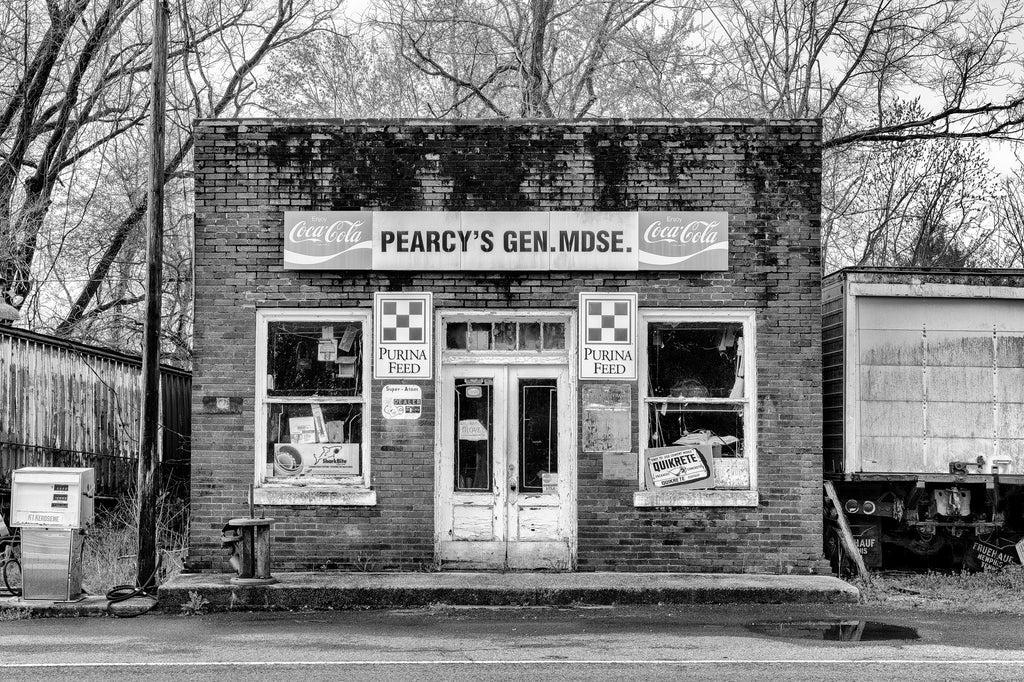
[643,445,716,490]
[273,443,359,477]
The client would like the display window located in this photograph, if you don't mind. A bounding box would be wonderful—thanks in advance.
[255,310,373,504]
[638,310,758,506]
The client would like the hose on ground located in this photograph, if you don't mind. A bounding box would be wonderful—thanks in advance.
[105,557,160,617]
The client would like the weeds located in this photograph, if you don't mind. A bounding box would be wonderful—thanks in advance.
[859,566,1024,614]
[0,606,32,621]
[180,590,209,616]
[82,492,187,595]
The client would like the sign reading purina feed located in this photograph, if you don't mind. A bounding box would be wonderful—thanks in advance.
[374,292,432,379]
[579,292,637,380]
[283,211,728,271]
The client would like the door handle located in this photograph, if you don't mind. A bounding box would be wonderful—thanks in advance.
[510,483,517,492]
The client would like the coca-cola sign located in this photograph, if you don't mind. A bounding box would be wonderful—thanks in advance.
[638,211,728,271]
[283,211,372,270]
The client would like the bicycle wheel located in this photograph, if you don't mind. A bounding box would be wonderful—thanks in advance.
[3,546,22,597]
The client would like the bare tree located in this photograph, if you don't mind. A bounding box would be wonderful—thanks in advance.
[991,163,1024,268]
[0,1,337,360]
[826,101,1000,270]
[703,0,1024,147]
[369,0,705,119]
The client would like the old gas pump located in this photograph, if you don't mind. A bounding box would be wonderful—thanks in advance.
[10,467,95,601]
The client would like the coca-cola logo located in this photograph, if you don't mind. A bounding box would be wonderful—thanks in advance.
[288,219,365,245]
[643,219,721,246]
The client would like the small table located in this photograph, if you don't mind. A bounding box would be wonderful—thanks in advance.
[224,517,277,585]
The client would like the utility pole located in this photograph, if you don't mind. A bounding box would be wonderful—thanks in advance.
[137,0,168,590]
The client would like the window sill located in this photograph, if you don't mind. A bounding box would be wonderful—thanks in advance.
[633,489,758,508]
[254,485,377,507]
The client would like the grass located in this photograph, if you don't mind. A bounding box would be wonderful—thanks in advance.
[82,493,187,596]
[856,566,1024,614]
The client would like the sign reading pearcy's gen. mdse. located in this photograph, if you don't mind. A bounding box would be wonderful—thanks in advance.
[283,211,728,271]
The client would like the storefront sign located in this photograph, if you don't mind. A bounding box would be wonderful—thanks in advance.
[638,211,728,270]
[284,211,373,269]
[382,384,422,420]
[458,419,489,441]
[374,292,432,379]
[283,211,728,271]
[582,384,631,452]
[578,292,637,380]
[643,445,716,489]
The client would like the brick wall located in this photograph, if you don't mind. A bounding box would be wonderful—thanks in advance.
[191,120,823,573]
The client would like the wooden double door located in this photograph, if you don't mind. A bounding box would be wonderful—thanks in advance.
[436,364,575,570]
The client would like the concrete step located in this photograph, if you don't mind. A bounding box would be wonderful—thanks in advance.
[158,571,859,613]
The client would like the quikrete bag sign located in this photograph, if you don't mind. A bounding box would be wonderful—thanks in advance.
[644,445,717,490]
[283,211,728,271]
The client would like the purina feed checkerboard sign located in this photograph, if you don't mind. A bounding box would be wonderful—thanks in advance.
[374,292,432,379]
[579,292,637,380]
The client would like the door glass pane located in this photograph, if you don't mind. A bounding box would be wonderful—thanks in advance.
[493,322,516,350]
[455,378,493,491]
[519,322,541,350]
[542,322,565,349]
[519,379,558,493]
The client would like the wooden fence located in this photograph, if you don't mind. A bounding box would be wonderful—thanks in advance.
[0,326,190,505]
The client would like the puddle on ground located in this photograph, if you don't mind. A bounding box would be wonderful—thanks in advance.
[746,620,920,642]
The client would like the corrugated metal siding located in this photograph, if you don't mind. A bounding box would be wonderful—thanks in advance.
[0,326,190,500]
[822,275,845,473]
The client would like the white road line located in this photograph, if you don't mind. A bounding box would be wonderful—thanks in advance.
[1,660,1023,668]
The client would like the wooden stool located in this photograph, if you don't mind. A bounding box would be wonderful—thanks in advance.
[224,517,277,585]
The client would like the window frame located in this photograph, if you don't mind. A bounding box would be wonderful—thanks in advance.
[635,309,758,507]
[254,308,374,506]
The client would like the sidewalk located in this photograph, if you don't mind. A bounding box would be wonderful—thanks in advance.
[157,571,858,613]
[0,572,858,616]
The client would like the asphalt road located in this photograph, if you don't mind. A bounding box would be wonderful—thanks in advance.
[1,603,1023,681]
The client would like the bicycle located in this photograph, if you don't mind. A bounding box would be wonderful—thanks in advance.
[0,530,21,596]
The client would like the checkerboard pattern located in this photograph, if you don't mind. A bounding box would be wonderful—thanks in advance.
[380,299,425,343]
[586,300,631,343]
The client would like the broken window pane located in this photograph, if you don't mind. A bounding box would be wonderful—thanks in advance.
[267,322,362,397]
[648,322,744,398]
[647,403,744,457]
[446,322,468,349]
[468,323,492,350]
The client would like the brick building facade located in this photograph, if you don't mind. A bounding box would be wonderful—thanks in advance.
[190,119,824,574]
